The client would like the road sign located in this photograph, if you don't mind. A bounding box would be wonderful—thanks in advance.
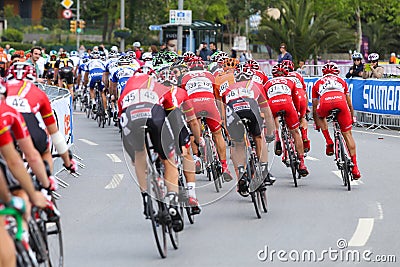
[149,25,162,31]
[169,10,192,25]
[62,9,73,19]
[61,0,74,9]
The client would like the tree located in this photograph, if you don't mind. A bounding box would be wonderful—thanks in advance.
[257,0,354,63]
[41,0,61,30]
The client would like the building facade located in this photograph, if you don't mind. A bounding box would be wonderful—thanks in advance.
[1,0,44,21]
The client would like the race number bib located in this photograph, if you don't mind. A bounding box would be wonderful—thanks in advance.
[267,84,291,98]
[225,88,254,103]
[6,96,31,113]
[122,89,158,109]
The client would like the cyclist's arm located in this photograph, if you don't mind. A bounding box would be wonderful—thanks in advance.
[0,143,46,208]
[312,98,319,121]
[53,61,60,82]
[46,123,72,167]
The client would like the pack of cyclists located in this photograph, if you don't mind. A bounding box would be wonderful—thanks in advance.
[0,44,363,263]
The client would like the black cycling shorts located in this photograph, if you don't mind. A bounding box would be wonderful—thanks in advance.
[122,103,175,161]
[226,98,263,142]
[59,67,74,85]
[0,158,20,190]
[22,113,49,155]
[166,108,191,153]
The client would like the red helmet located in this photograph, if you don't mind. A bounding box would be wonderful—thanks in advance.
[271,63,289,77]
[322,62,340,75]
[157,66,178,85]
[244,59,260,71]
[134,65,156,77]
[281,60,294,72]
[234,63,254,81]
[7,62,37,81]
[183,51,196,63]
[187,57,205,71]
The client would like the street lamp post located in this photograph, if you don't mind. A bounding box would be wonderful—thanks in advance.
[177,0,183,55]
[120,0,125,52]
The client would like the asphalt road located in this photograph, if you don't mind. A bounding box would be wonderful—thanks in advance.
[54,109,400,266]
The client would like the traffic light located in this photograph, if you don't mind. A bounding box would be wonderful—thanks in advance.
[70,20,77,33]
[79,20,86,29]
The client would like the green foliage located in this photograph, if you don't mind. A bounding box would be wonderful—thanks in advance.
[1,28,24,42]
[4,5,23,30]
[257,0,354,63]
[41,0,62,30]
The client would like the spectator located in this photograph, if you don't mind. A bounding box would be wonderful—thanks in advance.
[389,52,399,64]
[346,51,364,78]
[4,44,11,54]
[26,46,44,82]
[278,42,293,63]
[231,48,237,59]
[197,41,211,61]
[362,53,384,79]
[166,39,177,52]
[209,42,218,59]
[160,42,167,52]
[296,60,307,76]
[239,51,247,62]
[149,45,158,57]
[133,42,142,59]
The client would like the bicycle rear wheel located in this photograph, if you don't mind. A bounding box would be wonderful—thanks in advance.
[28,218,49,265]
[285,137,298,187]
[148,195,168,258]
[338,139,351,191]
[258,187,268,213]
[248,162,261,219]
[15,240,35,267]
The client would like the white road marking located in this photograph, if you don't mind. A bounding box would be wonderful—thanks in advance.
[353,129,400,139]
[305,156,319,161]
[78,138,98,146]
[348,218,375,247]
[376,202,384,220]
[105,174,124,189]
[332,171,363,185]
[106,154,122,163]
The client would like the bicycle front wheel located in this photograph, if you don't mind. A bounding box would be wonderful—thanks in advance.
[44,219,64,267]
[148,196,168,258]
[286,139,298,187]
[338,138,351,191]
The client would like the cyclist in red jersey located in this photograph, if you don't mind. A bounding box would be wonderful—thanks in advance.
[312,62,361,179]
[222,63,275,196]
[264,63,309,177]
[245,59,275,143]
[157,66,203,213]
[118,70,184,232]
[181,57,233,182]
[282,60,311,152]
[5,62,77,175]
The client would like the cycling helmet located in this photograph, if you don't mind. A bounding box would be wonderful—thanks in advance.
[109,50,118,58]
[133,42,141,47]
[118,55,131,66]
[91,51,100,59]
[126,50,136,60]
[70,50,79,57]
[142,52,153,61]
[7,62,37,81]
[187,57,205,71]
[82,55,90,63]
[183,51,196,62]
[322,62,340,75]
[352,52,363,60]
[111,46,118,53]
[99,51,106,61]
[49,50,57,57]
[222,57,239,71]
[14,50,25,58]
[244,59,260,71]
[271,63,289,77]
[281,60,295,72]
[134,65,156,77]
[209,51,221,62]
[234,63,254,82]
[59,51,68,58]
[157,66,178,86]
[165,51,178,63]
[368,53,379,62]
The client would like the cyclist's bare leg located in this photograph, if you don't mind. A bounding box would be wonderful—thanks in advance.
[290,128,305,157]
[0,217,16,267]
[263,106,275,138]
[342,131,356,156]
[163,155,179,194]
[181,146,195,183]
[230,140,245,178]
[212,129,226,162]
[67,84,74,100]
[134,149,147,192]
[101,91,107,111]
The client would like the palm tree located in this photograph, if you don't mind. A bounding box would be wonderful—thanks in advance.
[257,0,354,64]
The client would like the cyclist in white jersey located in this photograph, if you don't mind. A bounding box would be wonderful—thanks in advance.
[83,51,106,111]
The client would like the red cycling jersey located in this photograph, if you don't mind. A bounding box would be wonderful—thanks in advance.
[222,80,269,109]
[161,85,195,120]
[118,73,170,117]
[287,72,308,118]
[264,77,300,130]
[181,70,222,132]
[5,80,56,126]
[312,74,352,132]
[252,69,269,88]
[0,100,30,146]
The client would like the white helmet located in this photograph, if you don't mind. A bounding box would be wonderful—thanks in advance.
[368,53,379,62]
[142,52,153,61]
[111,46,118,52]
[133,42,141,47]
